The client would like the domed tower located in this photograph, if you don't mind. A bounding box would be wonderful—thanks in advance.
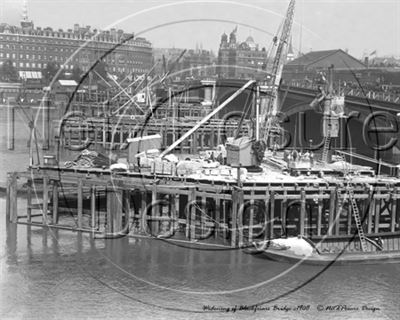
[229,26,237,45]
[220,32,228,48]
[245,36,256,50]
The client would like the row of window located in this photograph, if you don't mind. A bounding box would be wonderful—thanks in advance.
[0,34,151,49]
[0,59,149,74]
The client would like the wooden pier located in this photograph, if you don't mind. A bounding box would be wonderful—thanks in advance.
[6,166,400,251]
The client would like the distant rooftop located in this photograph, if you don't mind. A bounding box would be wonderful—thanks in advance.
[286,49,366,70]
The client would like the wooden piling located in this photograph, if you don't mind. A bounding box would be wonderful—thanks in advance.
[231,190,238,247]
[368,196,375,234]
[52,181,59,224]
[222,198,227,240]
[90,186,96,230]
[347,193,353,235]
[215,198,221,239]
[264,190,270,241]
[249,190,255,243]
[201,195,207,239]
[391,188,397,232]
[238,194,244,247]
[151,185,159,235]
[77,178,83,229]
[269,191,275,238]
[124,190,131,231]
[172,194,179,235]
[189,188,196,240]
[42,176,49,224]
[300,189,306,236]
[374,192,381,233]
[7,102,15,150]
[26,179,32,223]
[317,189,323,236]
[328,189,336,236]
[281,190,287,236]
[113,189,123,233]
[7,173,18,223]
[140,191,147,233]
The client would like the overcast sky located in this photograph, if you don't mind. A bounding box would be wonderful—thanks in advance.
[1,0,399,58]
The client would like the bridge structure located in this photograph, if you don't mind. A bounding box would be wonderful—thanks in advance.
[213,78,400,172]
[278,82,400,171]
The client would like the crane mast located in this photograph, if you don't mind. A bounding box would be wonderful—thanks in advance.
[261,0,295,144]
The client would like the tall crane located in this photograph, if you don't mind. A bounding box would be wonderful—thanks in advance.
[261,0,296,146]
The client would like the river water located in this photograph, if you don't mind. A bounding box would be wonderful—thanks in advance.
[0,196,399,320]
[1,107,400,319]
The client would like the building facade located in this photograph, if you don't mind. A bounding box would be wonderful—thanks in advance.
[153,47,216,80]
[0,7,153,81]
[217,28,269,79]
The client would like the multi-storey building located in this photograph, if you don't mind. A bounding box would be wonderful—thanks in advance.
[217,27,269,79]
[0,3,153,81]
[153,47,216,80]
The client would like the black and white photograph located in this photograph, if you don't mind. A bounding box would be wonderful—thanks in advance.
[0,0,399,319]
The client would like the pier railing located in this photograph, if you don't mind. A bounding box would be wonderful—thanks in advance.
[284,80,400,104]
[6,167,400,251]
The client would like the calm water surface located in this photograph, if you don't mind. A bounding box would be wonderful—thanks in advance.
[1,108,400,319]
[0,197,399,320]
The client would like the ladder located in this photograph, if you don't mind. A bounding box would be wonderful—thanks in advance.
[347,185,368,252]
[321,135,331,163]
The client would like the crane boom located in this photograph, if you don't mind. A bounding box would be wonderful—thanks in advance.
[261,0,295,143]
[270,0,296,97]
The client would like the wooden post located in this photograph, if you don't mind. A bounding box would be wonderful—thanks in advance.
[215,198,221,239]
[264,190,270,241]
[42,176,49,224]
[6,174,11,222]
[368,196,375,234]
[374,192,381,234]
[90,186,96,230]
[238,194,244,247]
[77,178,83,229]
[328,189,336,236]
[114,189,123,233]
[281,190,287,236]
[140,191,147,233]
[231,190,238,247]
[52,181,59,224]
[300,189,306,236]
[7,173,18,223]
[249,190,255,243]
[172,194,179,235]
[391,188,397,232]
[189,188,196,240]
[347,192,353,235]
[222,198,227,240]
[317,189,323,236]
[27,179,32,223]
[106,189,114,233]
[201,196,207,239]
[124,190,131,233]
[270,191,275,238]
[7,102,15,150]
[151,185,158,235]
[335,193,341,236]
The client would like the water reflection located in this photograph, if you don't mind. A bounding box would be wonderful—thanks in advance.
[1,203,400,319]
